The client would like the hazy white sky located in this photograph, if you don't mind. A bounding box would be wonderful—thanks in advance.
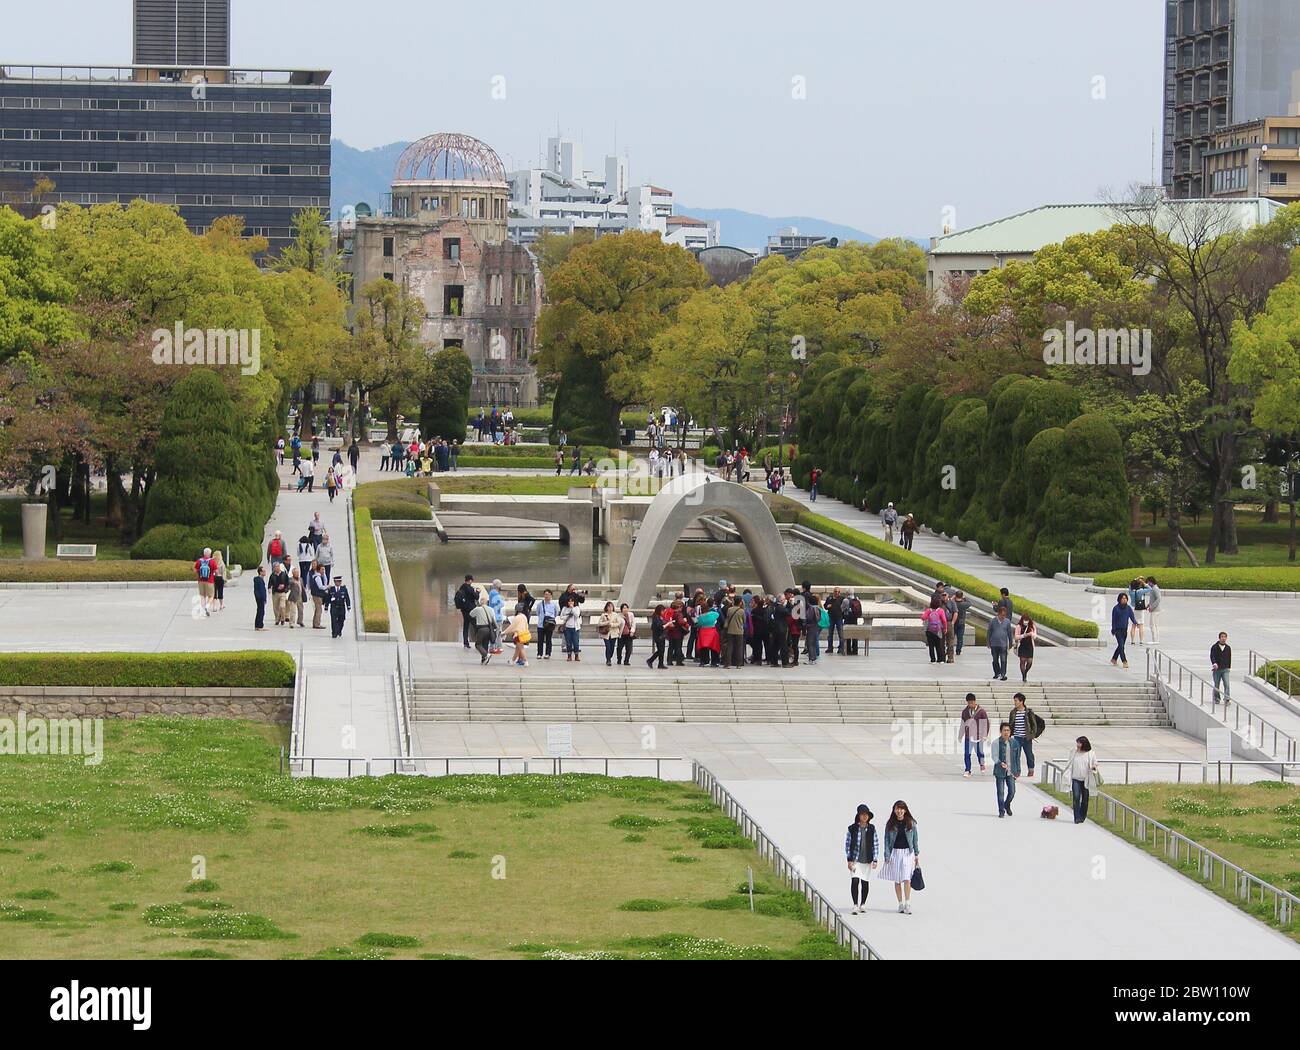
[4,0,1165,236]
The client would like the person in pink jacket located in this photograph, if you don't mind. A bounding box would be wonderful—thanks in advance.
[922,599,948,664]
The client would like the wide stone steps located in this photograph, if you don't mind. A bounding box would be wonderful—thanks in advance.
[407,679,1168,726]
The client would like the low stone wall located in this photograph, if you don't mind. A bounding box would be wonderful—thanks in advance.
[0,687,295,723]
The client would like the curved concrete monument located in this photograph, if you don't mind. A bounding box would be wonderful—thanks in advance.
[617,473,795,607]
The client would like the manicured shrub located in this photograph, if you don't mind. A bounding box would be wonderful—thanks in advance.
[0,561,194,582]
[0,651,295,688]
[366,501,432,522]
[352,506,390,634]
[1091,567,1300,592]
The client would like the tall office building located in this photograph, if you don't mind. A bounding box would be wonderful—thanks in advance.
[1164,0,1300,198]
[0,1,329,256]
[134,0,231,67]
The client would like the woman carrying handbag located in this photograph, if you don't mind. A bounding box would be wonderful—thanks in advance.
[878,800,920,914]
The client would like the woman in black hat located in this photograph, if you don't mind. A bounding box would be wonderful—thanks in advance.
[843,804,878,915]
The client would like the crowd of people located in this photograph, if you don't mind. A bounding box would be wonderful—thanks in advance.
[378,436,461,475]
[246,519,350,636]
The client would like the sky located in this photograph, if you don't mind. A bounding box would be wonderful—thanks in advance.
[4,0,1166,238]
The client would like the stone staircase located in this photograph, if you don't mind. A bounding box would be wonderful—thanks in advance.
[408,678,1168,727]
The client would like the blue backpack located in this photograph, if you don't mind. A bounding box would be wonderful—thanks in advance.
[198,558,212,580]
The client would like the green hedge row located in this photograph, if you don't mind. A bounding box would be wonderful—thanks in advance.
[793,361,1141,579]
[0,561,195,582]
[796,511,1100,639]
[0,650,295,688]
[1257,661,1300,695]
[367,500,432,521]
[701,444,796,465]
[352,506,390,634]
[1092,566,1300,592]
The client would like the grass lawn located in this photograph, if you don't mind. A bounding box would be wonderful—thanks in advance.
[0,719,845,960]
[1050,780,1300,942]
[0,494,133,561]
[1131,511,1299,568]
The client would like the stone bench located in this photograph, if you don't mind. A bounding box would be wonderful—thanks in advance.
[842,623,871,656]
[55,544,97,561]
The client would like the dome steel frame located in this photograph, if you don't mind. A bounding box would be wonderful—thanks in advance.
[394,132,507,184]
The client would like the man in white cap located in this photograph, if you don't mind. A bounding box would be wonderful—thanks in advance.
[882,502,898,544]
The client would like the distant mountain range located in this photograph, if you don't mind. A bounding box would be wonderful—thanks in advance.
[330,139,912,251]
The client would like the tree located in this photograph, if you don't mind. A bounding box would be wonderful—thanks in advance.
[537,231,708,445]
[418,347,473,440]
[0,207,77,361]
[337,278,427,440]
[272,208,347,288]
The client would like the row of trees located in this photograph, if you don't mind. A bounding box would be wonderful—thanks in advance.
[536,196,1300,568]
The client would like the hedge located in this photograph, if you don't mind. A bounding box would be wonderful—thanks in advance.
[0,560,195,583]
[352,506,390,634]
[0,650,295,688]
[1256,661,1300,695]
[366,501,432,522]
[1091,566,1300,592]
[795,511,1100,639]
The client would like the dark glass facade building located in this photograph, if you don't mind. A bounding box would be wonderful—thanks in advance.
[0,63,330,256]
[134,0,232,67]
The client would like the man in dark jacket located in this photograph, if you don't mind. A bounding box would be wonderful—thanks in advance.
[826,586,845,655]
[1210,632,1232,705]
[454,574,478,649]
[348,440,360,477]
[253,566,268,630]
[327,576,352,638]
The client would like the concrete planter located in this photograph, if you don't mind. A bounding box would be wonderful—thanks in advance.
[21,503,47,560]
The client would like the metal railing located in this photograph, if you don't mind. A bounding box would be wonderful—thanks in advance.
[1147,648,1298,761]
[1249,650,1300,700]
[289,644,307,759]
[1040,760,1298,931]
[693,762,883,960]
[394,644,412,761]
[1083,758,1300,784]
[287,755,687,778]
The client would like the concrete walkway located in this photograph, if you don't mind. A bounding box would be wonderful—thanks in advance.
[725,777,1300,960]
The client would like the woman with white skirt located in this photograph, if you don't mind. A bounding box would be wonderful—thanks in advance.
[844,804,878,915]
[878,800,920,914]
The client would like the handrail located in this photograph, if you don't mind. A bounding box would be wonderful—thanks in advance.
[1040,760,1297,931]
[393,646,412,763]
[289,643,307,759]
[1147,648,1298,761]
[1077,757,1300,785]
[287,755,688,778]
[1249,650,1300,699]
[693,761,883,960]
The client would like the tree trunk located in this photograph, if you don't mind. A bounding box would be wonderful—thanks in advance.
[1262,499,1279,524]
[1290,496,1297,563]
[47,487,62,542]
[1221,501,1239,555]
[1130,493,1141,530]
[1165,490,1181,568]
[1204,468,1229,565]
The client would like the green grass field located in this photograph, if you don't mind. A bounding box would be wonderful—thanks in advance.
[0,718,845,960]
[1051,781,1300,942]
[1131,511,1299,568]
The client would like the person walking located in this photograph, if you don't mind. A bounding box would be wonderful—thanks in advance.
[987,606,1013,681]
[617,603,636,665]
[1211,632,1232,706]
[882,502,898,544]
[1146,576,1162,644]
[598,601,620,666]
[301,454,315,492]
[647,603,667,669]
[288,568,305,628]
[470,595,495,664]
[316,532,335,581]
[265,530,286,567]
[952,590,970,657]
[327,575,351,638]
[296,534,315,583]
[844,804,878,916]
[1009,691,1042,779]
[194,547,215,618]
[325,467,339,503]
[211,550,226,612]
[959,693,989,778]
[253,565,268,631]
[1014,615,1038,682]
[269,560,290,626]
[560,593,583,662]
[310,563,328,629]
[1067,736,1099,824]
[1128,577,1150,646]
[879,801,920,915]
[809,466,822,501]
[348,440,360,479]
[534,589,558,660]
[922,598,948,664]
[1110,593,1137,669]
[994,588,1014,620]
[900,514,916,551]
[994,721,1016,817]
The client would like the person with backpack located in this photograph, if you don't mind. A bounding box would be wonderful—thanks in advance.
[922,598,948,663]
[804,593,826,663]
[253,565,268,631]
[1128,577,1150,646]
[266,530,286,567]
[994,721,1016,817]
[1009,691,1043,779]
[882,503,898,544]
[959,693,989,777]
[879,800,920,915]
[194,547,215,617]
[534,589,558,660]
[844,804,878,916]
[843,591,864,655]
[454,574,478,650]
